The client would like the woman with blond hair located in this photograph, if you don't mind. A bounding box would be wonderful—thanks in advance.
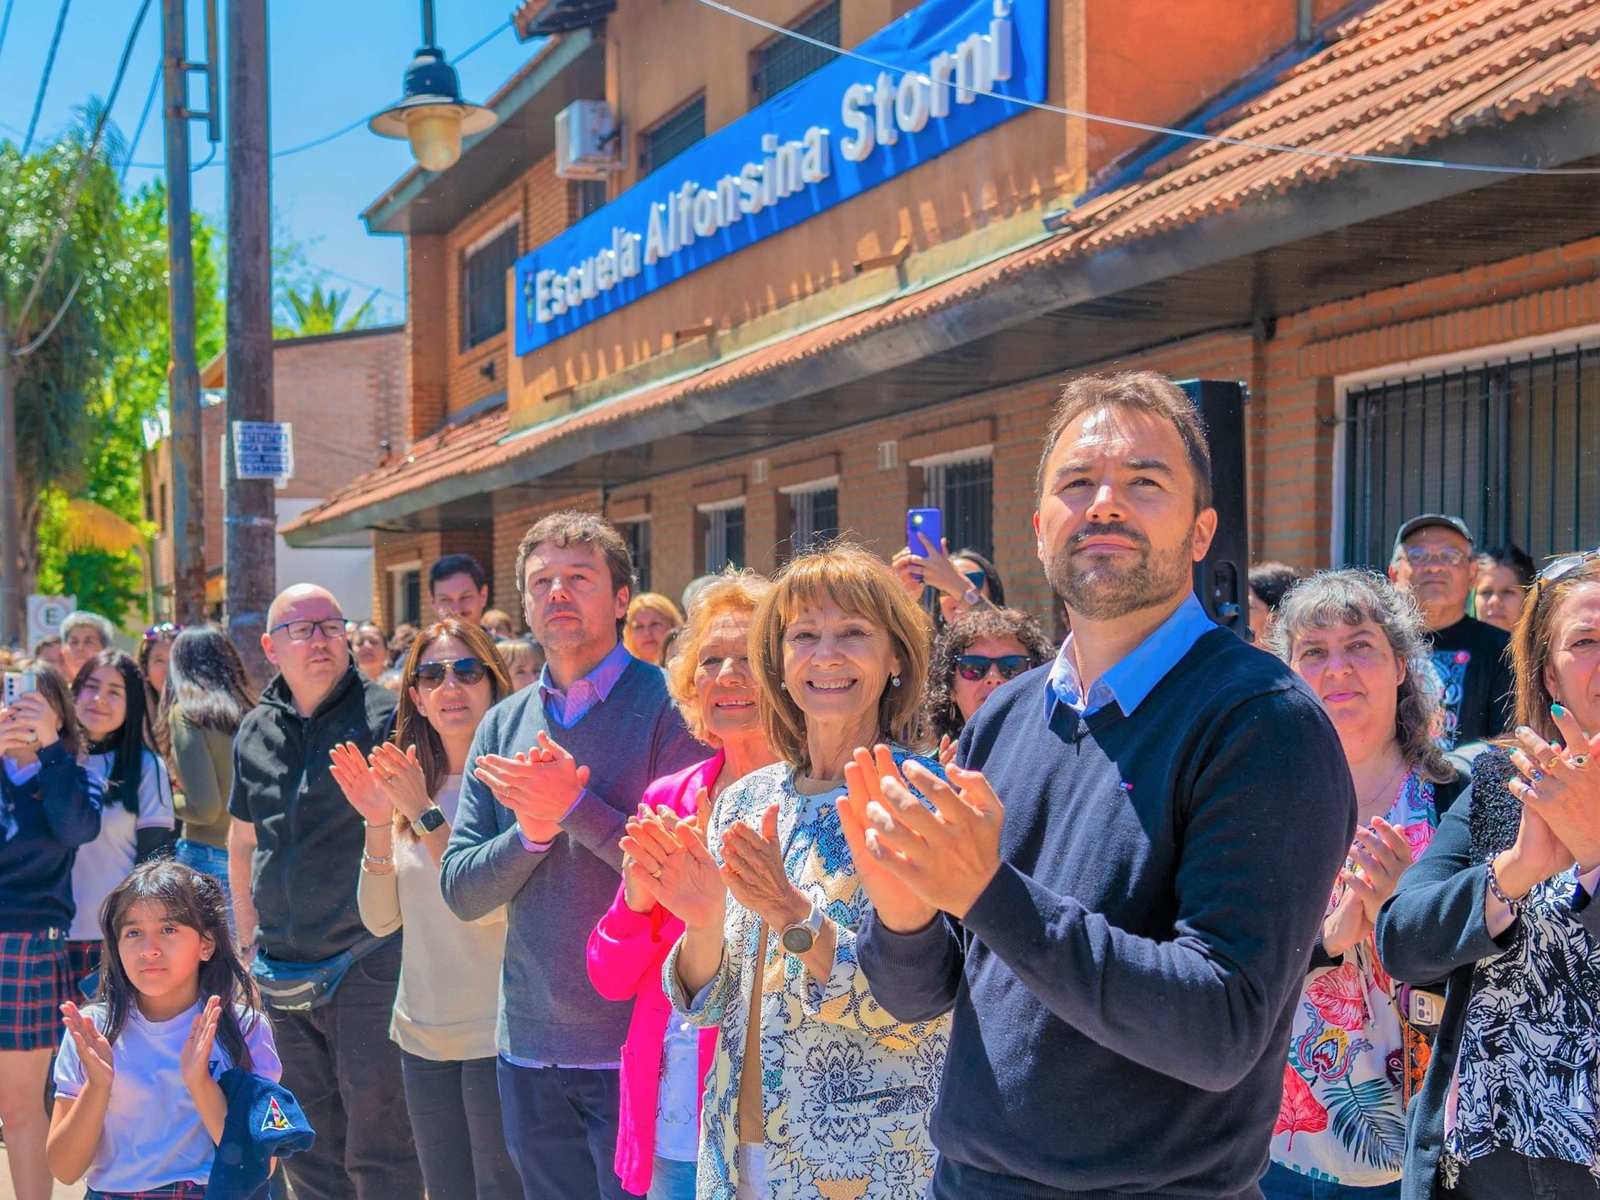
[640,542,947,1198]
[624,593,685,666]
[329,617,520,1200]
[588,572,777,1200]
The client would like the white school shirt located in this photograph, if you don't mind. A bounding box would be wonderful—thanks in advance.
[54,999,281,1193]
[71,751,175,940]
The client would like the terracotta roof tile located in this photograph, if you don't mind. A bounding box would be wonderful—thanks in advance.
[287,0,1600,536]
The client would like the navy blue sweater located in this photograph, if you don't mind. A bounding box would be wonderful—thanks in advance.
[0,743,102,932]
[857,629,1356,1198]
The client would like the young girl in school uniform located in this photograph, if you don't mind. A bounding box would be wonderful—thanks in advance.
[46,859,280,1200]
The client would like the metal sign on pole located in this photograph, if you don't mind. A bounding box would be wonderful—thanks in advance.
[231,420,294,483]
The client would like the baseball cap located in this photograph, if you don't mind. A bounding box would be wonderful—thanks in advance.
[1392,514,1474,558]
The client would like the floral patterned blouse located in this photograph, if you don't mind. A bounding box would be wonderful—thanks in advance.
[1271,771,1440,1186]
[664,755,949,1200]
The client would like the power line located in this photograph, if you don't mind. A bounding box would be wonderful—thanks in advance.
[22,0,73,155]
[695,0,1600,178]
[0,0,16,68]
[119,61,162,183]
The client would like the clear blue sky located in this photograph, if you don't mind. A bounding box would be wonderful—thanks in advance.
[0,0,539,325]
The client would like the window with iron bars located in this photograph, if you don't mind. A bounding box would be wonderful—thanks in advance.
[923,455,994,561]
[1341,343,1600,568]
[702,503,746,574]
[785,484,839,559]
[641,96,705,175]
[459,225,519,351]
[753,2,841,103]
[622,519,652,595]
[571,179,608,222]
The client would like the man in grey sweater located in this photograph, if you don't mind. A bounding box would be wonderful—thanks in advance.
[441,512,703,1200]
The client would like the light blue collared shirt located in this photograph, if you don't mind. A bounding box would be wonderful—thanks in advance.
[1046,593,1217,720]
[538,638,634,728]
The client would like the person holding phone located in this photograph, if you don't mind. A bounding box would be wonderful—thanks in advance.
[890,511,1006,629]
[0,668,101,1200]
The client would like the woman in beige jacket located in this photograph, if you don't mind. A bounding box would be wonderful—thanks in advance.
[330,618,518,1200]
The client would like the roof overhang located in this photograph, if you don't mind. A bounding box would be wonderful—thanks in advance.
[286,95,1600,546]
[515,0,616,38]
[361,28,605,238]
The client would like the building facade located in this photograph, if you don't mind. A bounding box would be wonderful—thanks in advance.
[283,0,1600,633]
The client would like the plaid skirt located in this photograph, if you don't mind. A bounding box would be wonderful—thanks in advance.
[0,929,71,1051]
[65,936,103,999]
[86,1184,206,1199]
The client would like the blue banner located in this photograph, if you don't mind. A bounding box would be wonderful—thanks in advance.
[513,0,1047,355]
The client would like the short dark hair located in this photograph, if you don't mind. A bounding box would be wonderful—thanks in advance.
[1035,371,1213,511]
[429,554,487,595]
[514,510,634,600]
[1248,561,1300,611]
[1478,544,1536,588]
[924,607,1055,742]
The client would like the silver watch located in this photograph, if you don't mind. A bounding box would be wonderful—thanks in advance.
[781,900,825,954]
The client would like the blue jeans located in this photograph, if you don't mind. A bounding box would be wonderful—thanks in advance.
[175,838,233,936]
[495,1060,626,1200]
[1261,1162,1402,1199]
[646,1155,697,1200]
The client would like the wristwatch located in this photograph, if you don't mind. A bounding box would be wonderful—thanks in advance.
[781,900,825,954]
[416,805,447,834]
[962,585,982,607]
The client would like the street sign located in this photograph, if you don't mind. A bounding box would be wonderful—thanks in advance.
[232,420,294,482]
[27,594,76,649]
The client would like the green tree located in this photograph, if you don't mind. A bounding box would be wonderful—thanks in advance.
[275,280,379,338]
[0,110,127,626]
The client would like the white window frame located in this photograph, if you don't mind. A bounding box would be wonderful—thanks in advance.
[696,498,746,573]
[780,476,840,556]
[906,445,993,471]
[388,560,423,627]
[1330,321,1600,565]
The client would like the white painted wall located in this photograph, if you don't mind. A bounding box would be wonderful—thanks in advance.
[274,498,375,622]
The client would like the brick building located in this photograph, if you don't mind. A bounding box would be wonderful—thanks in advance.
[283,0,1600,635]
[145,325,405,620]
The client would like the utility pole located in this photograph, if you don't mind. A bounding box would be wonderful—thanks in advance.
[225,0,275,683]
[0,306,19,646]
[162,0,207,626]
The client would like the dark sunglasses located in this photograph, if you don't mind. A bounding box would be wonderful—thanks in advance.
[955,654,1030,683]
[414,657,488,689]
[962,570,988,591]
[143,622,182,641]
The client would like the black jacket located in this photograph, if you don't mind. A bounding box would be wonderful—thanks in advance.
[1374,750,1600,1199]
[228,667,396,961]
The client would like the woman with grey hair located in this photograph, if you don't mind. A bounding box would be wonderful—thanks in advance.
[1261,570,1467,1198]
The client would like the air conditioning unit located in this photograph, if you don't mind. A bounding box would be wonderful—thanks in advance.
[555,99,618,180]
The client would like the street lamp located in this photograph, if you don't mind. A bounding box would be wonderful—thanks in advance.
[370,0,496,172]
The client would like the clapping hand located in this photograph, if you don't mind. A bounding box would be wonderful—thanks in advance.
[620,796,726,929]
[722,803,809,931]
[474,732,589,842]
[178,995,223,1094]
[329,742,392,826]
[839,747,939,933]
[1344,817,1414,922]
[60,1001,114,1092]
[369,742,432,823]
[1508,712,1600,875]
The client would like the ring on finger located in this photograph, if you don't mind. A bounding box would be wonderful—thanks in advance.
[1567,753,1590,769]
[1530,767,1547,783]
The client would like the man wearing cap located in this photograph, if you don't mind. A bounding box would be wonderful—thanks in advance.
[1389,514,1513,752]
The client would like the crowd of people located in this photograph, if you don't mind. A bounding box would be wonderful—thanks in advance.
[0,368,1596,1200]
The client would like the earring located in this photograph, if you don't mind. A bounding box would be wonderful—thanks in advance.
[891,675,901,688]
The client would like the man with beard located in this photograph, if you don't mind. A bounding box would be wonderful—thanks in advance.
[441,511,701,1199]
[227,583,422,1198]
[848,372,1356,1198]
[1387,514,1512,750]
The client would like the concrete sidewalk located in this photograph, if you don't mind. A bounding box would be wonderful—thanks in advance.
[0,1146,82,1199]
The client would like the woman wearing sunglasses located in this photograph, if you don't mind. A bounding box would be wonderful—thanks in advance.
[924,607,1055,757]
[329,618,521,1200]
[1377,550,1600,1197]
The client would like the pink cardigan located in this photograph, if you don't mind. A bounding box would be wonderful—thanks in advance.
[586,752,722,1196]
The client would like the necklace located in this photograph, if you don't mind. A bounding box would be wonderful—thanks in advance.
[1358,757,1410,822]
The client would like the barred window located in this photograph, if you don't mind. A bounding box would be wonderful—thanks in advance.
[571,179,607,222]
[784,481,839,559]
[701,502,745,574]
[622,519,652,595]
[753,2,840,103]
[459,225,519,350]
[922,453,994,561]
[1342,344,1600,566]
[642,96,705,175]
[394,568,422,628]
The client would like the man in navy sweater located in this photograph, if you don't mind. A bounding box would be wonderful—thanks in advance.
[848,372,1356,1198]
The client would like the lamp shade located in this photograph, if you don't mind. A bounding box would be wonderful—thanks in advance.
[369,46,496,171]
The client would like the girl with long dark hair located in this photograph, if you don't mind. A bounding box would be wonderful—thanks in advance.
[46,859,281,1198]
[69,652,176,992]
[329,618,519,1199]
[159,628,258,911]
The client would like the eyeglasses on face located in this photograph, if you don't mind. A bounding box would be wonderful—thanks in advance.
[955,654,1030,683]
[414,657,488,689]
[269,619,348,643]
[962,570,988,591]
[143,622,182,641]
[1402,546,1471,568]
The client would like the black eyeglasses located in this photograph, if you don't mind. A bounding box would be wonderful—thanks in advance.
[414,657,488,689]
[955,654,1030,683]
[268,619,347,643]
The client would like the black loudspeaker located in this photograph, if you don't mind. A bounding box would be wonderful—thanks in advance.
[1177,379,1250,640]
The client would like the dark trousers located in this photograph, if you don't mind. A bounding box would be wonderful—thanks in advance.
[1260,1162,1401,1199]
[1451,1149,1598,1200]
[495,1060,627,1200]
[270,940,423,1200]
[400,1050,521,1200]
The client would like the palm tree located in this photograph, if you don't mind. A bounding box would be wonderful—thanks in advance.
[276,281,378,338]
